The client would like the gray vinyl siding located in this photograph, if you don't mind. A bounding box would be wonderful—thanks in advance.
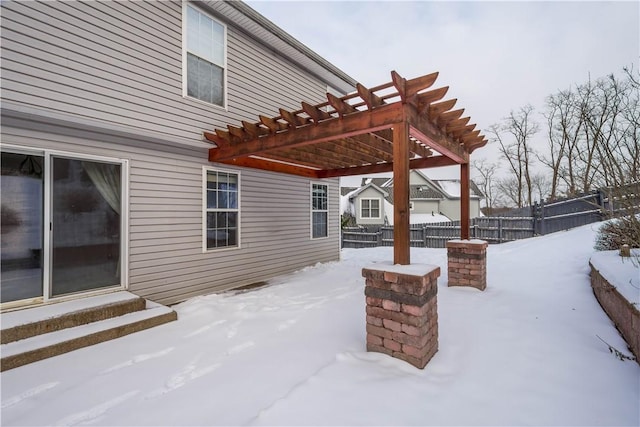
[2,125,340,305]
[354,188,387,226]
[0,0,328,141]
[0,0,346,305]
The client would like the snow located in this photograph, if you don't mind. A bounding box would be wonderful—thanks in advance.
[435,179,461,197]
[1,292,139,329]
[410,213,452,224]
[590,249,640,305]
[363,261,439,277]
[2,222,639,426]
[449,239,490,245]
[339,188,359,215]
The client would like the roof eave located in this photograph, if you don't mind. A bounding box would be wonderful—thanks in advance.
[203,1,357,94]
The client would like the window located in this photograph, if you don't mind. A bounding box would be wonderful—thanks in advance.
[311,183,328,238]
[361,199,381,218]
[205,169,239,249]
[185,4,226,106]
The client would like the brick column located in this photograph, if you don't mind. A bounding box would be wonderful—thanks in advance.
[362,264,439,369]
[446,240,488,291]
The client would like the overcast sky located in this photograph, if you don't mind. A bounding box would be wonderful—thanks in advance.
[246,1,639,183]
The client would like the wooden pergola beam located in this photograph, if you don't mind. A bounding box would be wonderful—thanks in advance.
[317,155,457,178]
[407,108,467,164]
[209,102,405,162]
[428,99,457,117]
[268,148,351,169]
[218,157,320,178]
[301,101,332,123]
[357,83,385,109]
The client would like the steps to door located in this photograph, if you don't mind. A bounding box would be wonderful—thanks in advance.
[0,292,177,372]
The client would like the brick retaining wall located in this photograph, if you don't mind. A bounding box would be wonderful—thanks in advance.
[590,263,640,364]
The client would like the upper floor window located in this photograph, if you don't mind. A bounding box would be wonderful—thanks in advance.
[185,4,226,107]
[311,183,328,239]
[361,199,381,218]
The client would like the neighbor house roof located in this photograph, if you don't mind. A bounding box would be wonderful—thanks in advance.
[432,179,484,198]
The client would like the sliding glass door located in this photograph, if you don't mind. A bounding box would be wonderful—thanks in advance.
[51,157,121,297]
[1,150,124,305]
[1,152,44,303]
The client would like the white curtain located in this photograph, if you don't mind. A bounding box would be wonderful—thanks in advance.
[82,161,121,278]
[82,161,120,215]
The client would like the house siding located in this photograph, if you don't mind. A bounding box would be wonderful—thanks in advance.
[440,199,481,221]
[412,200,440,216]
[0,0,328,142]
[0,0,345,306]
[354,188,388,225]
[2,125,340,305]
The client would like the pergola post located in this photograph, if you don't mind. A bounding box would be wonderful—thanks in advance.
[460,162,470,240]
[393,120,411,265]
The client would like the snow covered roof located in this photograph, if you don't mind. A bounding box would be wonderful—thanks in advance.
[432,179,484,199]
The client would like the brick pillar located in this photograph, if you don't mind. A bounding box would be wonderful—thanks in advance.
[362,265,439,369]
[446,240,488,291]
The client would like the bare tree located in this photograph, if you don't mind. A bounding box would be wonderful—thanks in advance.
[530,173,551,203]
[495,176,523,208]
[540,89,582,199]
[472,159,500,214]
[489,105,539,208]
[541,67,639,196]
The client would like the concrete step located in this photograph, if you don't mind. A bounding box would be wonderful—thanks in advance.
[1,295,177,372]
[1,292,146,344]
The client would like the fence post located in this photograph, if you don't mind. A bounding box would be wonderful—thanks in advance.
[498,218,503,243]
[539,199,545,235]
[377,231,382,246]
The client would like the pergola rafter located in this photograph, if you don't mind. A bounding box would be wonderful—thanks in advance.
[205,70,488,264]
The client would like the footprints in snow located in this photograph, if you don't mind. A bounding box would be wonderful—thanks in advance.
[55,390,139,426]
[183,319,227,338]
[1,382,59,410]
[101,347,175,374]
[277,319,298,331]
[145,354,221,399]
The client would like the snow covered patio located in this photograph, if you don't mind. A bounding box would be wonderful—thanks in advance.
[2,223,639,426]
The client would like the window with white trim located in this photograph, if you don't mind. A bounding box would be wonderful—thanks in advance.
[205,169,239,249]
[361,198,381,218]
[311,183,328,238]
[185,4,226,106]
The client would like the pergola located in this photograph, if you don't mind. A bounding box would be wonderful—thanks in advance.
[205,71,487,265]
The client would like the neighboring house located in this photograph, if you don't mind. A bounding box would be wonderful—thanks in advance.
[341,170,484,226]
[0,0,356,309]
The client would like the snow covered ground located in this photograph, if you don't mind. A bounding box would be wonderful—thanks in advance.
[2,222,639,426]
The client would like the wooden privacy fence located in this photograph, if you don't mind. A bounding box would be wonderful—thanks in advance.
[342,183,639,249]
[342,217,534,249]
